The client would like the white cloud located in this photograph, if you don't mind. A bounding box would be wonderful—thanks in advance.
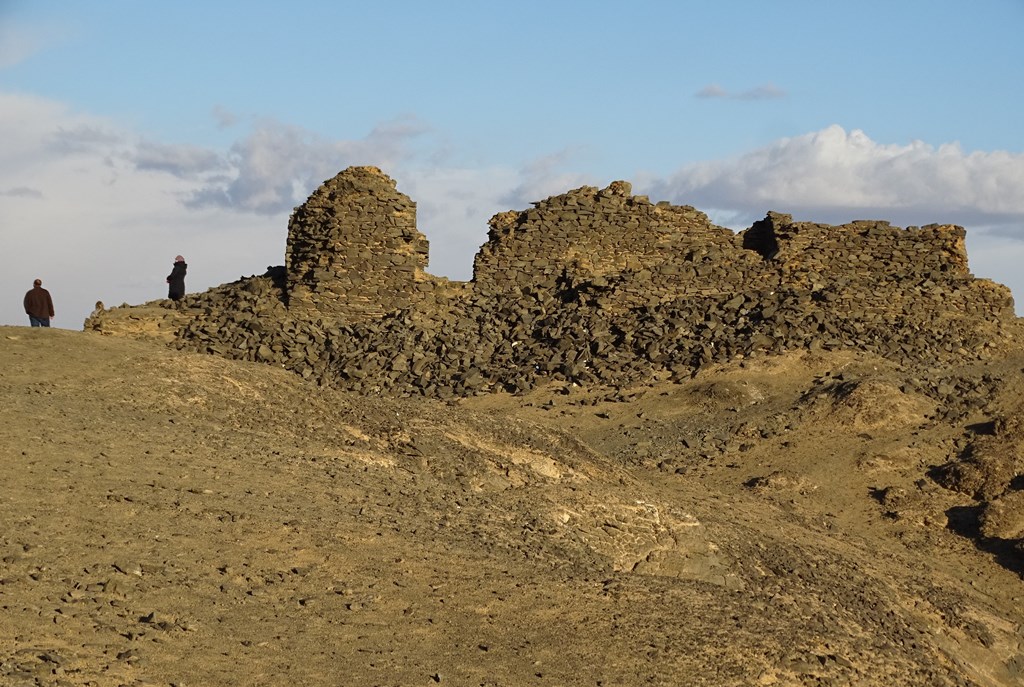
[740,84,786,100]
[645,125,1024,230]
[180,115,432,215]
[0,22,48,69]
[498,148,597,208]
[133,140,228,177]
[47,124,127,156]
[211,105,240,129]
[695,84,729,99]
[695,83,787,100]
[0,186,42,198]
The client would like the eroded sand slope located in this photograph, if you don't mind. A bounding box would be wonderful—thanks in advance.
[2,327,1023,686]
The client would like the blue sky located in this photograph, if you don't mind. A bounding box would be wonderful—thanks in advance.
[2,0,1023,328]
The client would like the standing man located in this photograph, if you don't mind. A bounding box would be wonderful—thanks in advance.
[24,278,55,327]
[166,255,187,302]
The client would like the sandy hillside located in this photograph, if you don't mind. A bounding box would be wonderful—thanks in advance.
[2,326,1024,687]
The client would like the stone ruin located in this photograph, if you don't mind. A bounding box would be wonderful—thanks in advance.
[284,166,439,320]
[86,165,1016,398]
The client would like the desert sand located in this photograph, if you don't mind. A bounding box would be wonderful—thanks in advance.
[3,324,1024,686]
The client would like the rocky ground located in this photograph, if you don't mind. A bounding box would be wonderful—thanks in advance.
[2,325,1024,686]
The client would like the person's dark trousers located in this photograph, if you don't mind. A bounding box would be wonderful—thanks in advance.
[29,316,50,327]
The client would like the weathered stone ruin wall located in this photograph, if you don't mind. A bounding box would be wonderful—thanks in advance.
[85,167,1017,398]
[472,185,1011,324]
[285,166,441,321]
[739,212,1013,326]
[745,212,969,277]
[473,180,767,304]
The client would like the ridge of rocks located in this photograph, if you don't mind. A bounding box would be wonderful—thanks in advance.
[86,166,1016,397]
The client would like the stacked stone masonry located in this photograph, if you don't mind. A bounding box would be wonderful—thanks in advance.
[473,180,766,303]
[285,166,441,321]
[86,166,1016,398]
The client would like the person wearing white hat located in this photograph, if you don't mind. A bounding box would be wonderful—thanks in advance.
[166,255,187,302]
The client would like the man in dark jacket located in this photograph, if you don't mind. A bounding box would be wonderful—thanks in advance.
[167,255,187,301]
[24,278,55,327]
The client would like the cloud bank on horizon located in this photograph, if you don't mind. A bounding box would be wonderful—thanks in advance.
[1,1,1023,328]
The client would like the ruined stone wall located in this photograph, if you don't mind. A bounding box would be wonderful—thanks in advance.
[285,166,439,321]
[739,212,1014,325]
[471,180,1014,327]
[472,181,768,304]
[742,212,969,285]
[280,169,1013,333]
